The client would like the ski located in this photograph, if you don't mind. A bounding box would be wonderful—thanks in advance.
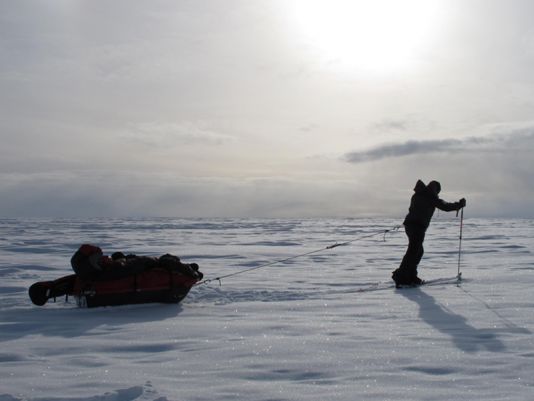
[350,276,462,293]
[395,276,462,289]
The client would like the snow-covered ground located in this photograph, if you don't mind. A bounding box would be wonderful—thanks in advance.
[1,217,533,401]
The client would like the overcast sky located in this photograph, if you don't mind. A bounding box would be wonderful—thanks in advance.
[1,0,533,218]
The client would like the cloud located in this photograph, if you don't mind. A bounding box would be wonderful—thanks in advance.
[121,121,236,148]
[339,127,534,218]
[345,138,462,163]
[343,131,534,163]
[372,119,411,132]
[1,129,533,218]
[0,171,370,218]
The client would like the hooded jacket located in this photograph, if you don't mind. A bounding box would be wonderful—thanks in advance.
[403,180,460,229]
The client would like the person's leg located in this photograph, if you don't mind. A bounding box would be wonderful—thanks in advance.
[405,225,426,283]
[398,232,412,270]
[394,225,425,284]
[412,240,424,278]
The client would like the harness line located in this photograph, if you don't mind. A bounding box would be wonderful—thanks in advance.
[196,225,401,286]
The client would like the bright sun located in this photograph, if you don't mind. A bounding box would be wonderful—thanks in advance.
[289,0,443,74]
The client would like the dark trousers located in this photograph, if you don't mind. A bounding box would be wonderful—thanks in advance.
[398,224,426,278]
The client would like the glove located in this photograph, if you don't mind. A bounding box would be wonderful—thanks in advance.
[458,198,466,209]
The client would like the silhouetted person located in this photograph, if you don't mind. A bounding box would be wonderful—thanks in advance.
[392,180,466,287]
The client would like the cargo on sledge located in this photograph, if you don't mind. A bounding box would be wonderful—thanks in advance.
[29,244,203,308]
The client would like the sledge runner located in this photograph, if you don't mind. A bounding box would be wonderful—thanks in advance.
[392,180,465,288]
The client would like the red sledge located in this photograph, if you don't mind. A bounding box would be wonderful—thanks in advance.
[29,244,203,308]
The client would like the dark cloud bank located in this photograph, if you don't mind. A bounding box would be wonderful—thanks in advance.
[344,132,533,163]
[1,130,533,219]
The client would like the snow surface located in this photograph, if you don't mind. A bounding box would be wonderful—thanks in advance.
[1,217,533,401]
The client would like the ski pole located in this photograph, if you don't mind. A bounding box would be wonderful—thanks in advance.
[457,207,464,280]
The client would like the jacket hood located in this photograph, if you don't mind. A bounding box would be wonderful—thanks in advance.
[413,179,440,197]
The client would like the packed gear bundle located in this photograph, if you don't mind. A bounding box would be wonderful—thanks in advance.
[29,244,203,308]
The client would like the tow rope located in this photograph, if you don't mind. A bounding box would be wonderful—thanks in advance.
[195,225,401,286]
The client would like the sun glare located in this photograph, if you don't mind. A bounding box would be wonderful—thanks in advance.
[289,0,443,74]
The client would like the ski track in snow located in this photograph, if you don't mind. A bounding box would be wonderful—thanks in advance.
[1,217,533,401]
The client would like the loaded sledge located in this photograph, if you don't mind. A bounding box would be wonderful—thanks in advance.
[29,244,203,308]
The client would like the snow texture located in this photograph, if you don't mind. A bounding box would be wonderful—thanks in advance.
[1,217,533,400]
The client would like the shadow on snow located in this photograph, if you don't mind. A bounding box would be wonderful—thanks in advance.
[0,303,183,342]
[398,288,530,353]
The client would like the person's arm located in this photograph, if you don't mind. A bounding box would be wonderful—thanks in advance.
[435,197,466,212]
